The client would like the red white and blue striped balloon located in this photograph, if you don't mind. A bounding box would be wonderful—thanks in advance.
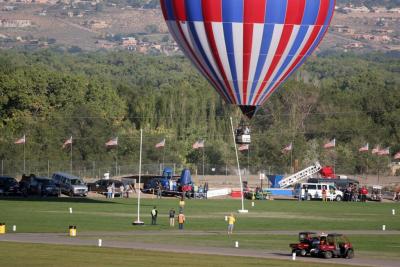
[161,0,335,119]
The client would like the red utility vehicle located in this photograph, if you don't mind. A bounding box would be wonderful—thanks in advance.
[289,232,320,256]
[312,233,354,259]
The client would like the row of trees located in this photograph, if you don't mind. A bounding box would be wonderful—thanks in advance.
[0,49,399,176]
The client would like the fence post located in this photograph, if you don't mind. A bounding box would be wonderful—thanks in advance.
[1,160,3,176]
[47,160,50,178]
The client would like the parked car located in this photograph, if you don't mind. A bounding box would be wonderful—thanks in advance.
[293,183,343,201]
[52,172,88,197]
[87,179,124,197]
[19,174,60,197]
[0,176,20,196]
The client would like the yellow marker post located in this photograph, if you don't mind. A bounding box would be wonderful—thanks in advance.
[69,225,77,237]
[0,223,5,234]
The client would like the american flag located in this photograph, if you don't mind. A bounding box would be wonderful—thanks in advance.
[394,152,400,160]
[324,139,336,149]
[238,144,249,151]
[378,147,390,156]
[281,143,292,153]
[358,143,369,152]
[155,139,165,148]
[62,136,72,149]
[192,140,204,149]
[14,135,25,144]
[371,145,380,154]
[105,137,118,147]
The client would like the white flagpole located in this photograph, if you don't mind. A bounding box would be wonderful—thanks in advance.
[290,142,293,173]
[230,117,247,213]
[70,137,73,174]
[23,135,26,173]
[162,140,165,170]
[115,137,118,177]
[202,145,205,181]
[133,129,144,225]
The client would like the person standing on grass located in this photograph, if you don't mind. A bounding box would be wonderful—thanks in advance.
[169,208,175,227]
[329,187,335,201]
[111,182,115,199]
[322,186,327,202]
[179,194,185,213]
[156,181,162,199]
[304,185,309,201]
[119,184,124,198]
[107,184,112,199]
[151,206,158,225]
[178,212,185,230]
[227,213,236,234]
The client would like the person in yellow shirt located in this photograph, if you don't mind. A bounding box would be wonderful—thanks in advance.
[227,213,236,234]
[178,212,185,230]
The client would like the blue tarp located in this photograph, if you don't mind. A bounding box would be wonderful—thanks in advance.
[179,169,192,185]
[267,174,284,188]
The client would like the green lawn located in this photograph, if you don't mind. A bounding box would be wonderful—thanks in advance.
[0,197,399,262]
[0,197,398,232]
[0,242,365,267]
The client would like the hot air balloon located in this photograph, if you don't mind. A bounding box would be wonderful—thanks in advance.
[161,0,335,143]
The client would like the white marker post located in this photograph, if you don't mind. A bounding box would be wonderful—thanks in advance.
[292,252,296,261]
[12,225,16,232]
[235,241,239,248]
[98,239,102,247]
[392,209,395,215]
[251,201,254,207]
[224,216,228,221]
[382,225,386,231]
[69,207,73,214]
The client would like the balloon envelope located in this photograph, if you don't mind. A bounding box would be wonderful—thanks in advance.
[161,0,335,119]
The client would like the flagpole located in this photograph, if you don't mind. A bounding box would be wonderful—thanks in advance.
[70,137,73,174]
[202,145,205,181]
[133,129,144,225]
[247,146,250,177]
[290,142,293,173]
[115,142,118,177]
[230,117,247,213]
[162,142,165,170]
[23,136,26,173]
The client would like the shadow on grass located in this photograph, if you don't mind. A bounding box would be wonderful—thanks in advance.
[0,196,118,204]
[272,252,292,257]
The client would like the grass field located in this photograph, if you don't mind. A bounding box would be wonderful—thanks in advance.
[0,197,399,266]
[0,242,363,267]
[0,197,398,232]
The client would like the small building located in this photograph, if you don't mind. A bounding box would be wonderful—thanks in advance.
[0,19,32,28]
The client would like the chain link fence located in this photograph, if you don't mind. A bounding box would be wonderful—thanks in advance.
[0,159,395,180]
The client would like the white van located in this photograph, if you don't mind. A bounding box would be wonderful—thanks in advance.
[293,183,343,201]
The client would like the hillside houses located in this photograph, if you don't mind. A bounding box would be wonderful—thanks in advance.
[0,19,31,27]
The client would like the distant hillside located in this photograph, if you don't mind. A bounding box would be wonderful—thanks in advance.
[338,0,400,8]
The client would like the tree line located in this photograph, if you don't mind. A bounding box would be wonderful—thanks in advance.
[0,49,399,176]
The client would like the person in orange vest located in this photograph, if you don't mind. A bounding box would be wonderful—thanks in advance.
[178,212,185,230]
[227,213,236,234]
